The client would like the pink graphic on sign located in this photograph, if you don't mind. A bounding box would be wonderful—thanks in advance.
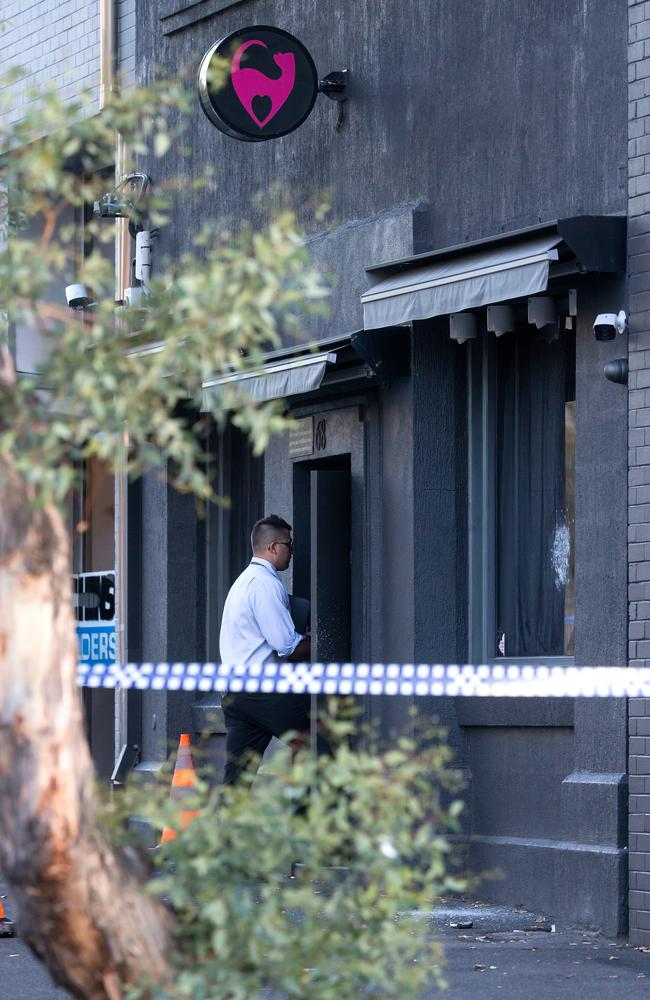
[231,40,296,129]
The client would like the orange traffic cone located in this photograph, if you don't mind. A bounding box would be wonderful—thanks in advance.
[0,895,15,937]
[160,733,198,843]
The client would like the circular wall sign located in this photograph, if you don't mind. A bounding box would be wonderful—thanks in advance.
[198,26,319,142]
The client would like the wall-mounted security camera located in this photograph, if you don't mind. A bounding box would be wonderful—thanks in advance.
[134,231,152,288]
[604,358,628,385]
[593,310,627,342]
[124,286,145,308]
[65,283,95,310]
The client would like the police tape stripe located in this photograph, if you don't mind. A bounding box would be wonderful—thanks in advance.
[76,662,650,697]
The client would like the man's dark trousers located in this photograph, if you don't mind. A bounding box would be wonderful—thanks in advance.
[222,692,317,785]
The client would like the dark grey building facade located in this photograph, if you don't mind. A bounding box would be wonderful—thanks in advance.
[126,0,637,937]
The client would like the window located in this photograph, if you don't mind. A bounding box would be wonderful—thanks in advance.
[67,457,115,575]
[13,165,114,377]
[468,317,576,662]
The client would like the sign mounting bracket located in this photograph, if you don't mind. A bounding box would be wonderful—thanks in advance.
[319,70,348,130]
[318,70,348,102]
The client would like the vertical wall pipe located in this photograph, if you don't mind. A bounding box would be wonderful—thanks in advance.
[101,0,131,760]
[99,0,116,111]
[114,171,131,759]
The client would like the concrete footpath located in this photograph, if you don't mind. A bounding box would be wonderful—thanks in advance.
[425,898,650,998]
[2,888,650,998]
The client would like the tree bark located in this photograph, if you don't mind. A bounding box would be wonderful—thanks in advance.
[0,463,172,999]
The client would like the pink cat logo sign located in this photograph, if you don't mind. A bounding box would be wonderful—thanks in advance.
[198,27,319,141]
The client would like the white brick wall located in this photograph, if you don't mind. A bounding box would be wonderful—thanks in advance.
[117,0,136,88]
[1,0,137,373]
[0,0,137,123]
[0,0,101,123]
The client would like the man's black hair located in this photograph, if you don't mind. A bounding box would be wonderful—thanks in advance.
[251,514,292,553]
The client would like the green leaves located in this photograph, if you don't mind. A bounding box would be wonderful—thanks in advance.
[0,71,329,506]
[153,132,172,158]
[116,718,465,1000]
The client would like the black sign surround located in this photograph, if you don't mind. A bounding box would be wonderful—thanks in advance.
[198,26,319,142]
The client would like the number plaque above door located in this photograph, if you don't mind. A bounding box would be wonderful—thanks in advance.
[288,416,314,458]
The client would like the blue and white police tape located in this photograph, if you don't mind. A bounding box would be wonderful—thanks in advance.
[77,661,650,698]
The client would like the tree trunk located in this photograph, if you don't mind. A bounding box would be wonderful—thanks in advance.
[0,463,172,1000]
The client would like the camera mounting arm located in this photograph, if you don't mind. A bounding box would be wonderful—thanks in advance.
[93,172,152,239]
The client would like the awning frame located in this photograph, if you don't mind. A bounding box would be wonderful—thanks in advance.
[361,215,626,333]
[201,351,337,391]
[365,215,626,277]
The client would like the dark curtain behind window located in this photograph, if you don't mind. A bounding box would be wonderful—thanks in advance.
[496,329,575,657]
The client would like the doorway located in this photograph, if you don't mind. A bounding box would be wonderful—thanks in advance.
[292,456,352,662]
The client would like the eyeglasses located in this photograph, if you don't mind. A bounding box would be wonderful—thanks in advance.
[273,540,294,550]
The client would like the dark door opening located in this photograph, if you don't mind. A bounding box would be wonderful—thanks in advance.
[292,456,351,662]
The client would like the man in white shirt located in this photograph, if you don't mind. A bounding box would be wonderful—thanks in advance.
[219,514,312,784]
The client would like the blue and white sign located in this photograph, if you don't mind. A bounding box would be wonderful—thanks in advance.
[74,571,116,666]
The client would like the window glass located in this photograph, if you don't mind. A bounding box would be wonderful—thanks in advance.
[66,457,115,572]
[495,329,576,657]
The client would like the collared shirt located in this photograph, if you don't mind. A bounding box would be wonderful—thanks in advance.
[219,557,302,668]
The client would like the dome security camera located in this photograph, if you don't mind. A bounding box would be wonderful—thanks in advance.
[604,358,629,385]
[65,283,95,310]
[593,311,627,342]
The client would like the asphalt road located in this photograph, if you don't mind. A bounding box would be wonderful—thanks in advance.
[0,882,71,1000]
[0,937,71,1000]
[2,894,650,999]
